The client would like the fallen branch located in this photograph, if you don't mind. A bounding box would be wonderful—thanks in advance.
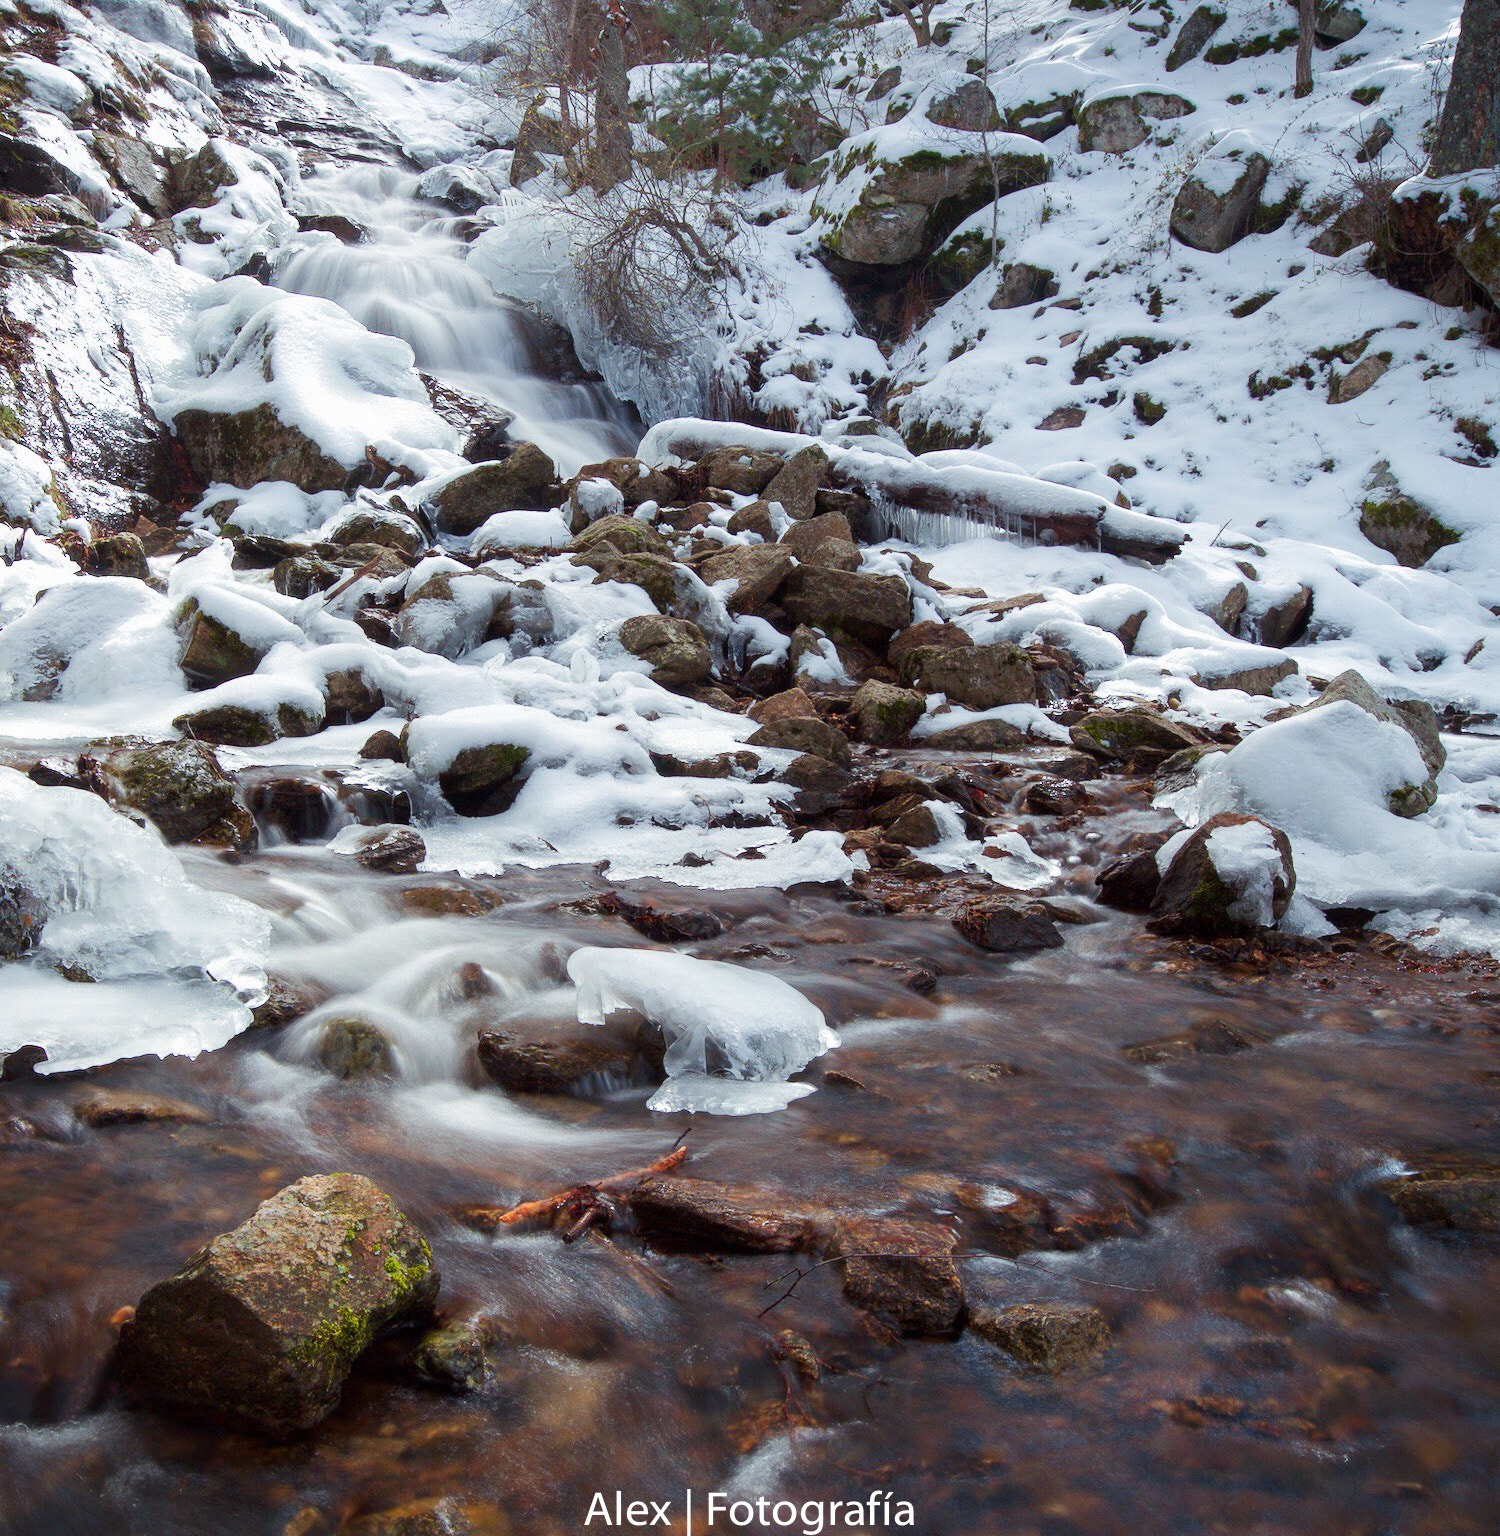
[457,1135,690,1236]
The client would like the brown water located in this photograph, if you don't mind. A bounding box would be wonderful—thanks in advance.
[1,802,1498,1536]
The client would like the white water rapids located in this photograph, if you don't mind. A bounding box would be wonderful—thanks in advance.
[275,164,638,474]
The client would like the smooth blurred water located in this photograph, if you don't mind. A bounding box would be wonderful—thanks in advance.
[276,165,638,474]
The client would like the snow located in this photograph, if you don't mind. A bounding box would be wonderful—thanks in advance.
[0,769,268,1074]
[566,947,837,1114]
[159,277,460,472]
[1160,702,1500,944]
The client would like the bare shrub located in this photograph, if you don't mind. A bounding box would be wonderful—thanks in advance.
[561,165,739,355]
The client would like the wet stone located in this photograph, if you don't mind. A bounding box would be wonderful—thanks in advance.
[73,1089,210,1128]
[627,1176,818,1254]
[953,898,1065,954]
[350,825,426,875]
[823,1216,964,1337]
[970,1302,1111,1372]
[114,1173,438,1437]
[476,1024,652,1097]
[318,1014,397,1080]
[413,1317,487,1393]
[1379,1159,1500,1234]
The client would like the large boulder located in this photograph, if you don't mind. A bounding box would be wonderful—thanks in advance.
[436,742,531,816]
[84,739,242,845]
[698,445,785,496]
[0,133,87,198]
[762,444,829,520]
[1149,812,1295,938]
[1171,144,1271,253]
[819,139,1049,267]
[1071,708,1205,768]
[699,544,794,618]
[1077,90,1194,154]
[428,445,562,536]
[781,566,912,646]
[928,78,1002,133]
[619,614,712,689]
[1456,203,1500,309]
[1302,670,1443,816]
[114,1173,438,1437]
[1166,5,1227,70]
[849,680,926,745]
[779,510,857,563]
[899,641,1034,710]
[173,402,348,494]
[749,715,852,768]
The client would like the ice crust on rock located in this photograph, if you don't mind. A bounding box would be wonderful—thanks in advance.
[0,768,269,1073]
[566,947,837,1114]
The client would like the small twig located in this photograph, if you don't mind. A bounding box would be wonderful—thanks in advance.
[319,551,389,606]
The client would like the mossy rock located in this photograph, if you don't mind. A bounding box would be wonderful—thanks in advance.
[929,229,998,296]
[1149,812,1295,938]
[89,738,239,844]
[173,702,278,747]
[179,603,266,688]
[619,614,712,690]
[437,742,530,815]
[823,143,1048,268]
[592,552,685,615]
[114,1173,438,1436]
[1358,473,1460,569]
[569,514,672,560]
[428,443,562,536]
[318,1015,396,1080]
[1071,708,1204,767]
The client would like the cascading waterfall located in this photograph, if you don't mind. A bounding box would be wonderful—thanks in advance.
[275,165,639,475]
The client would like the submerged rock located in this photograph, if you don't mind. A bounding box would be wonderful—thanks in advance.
[114,1173,438,1436]
[476,1022,654,1096]
[824,1216,964,1337]
[1379,1158,1500,1234]
[970,1302,1110,1371]
[318,1014,397,1079]
[413,1318,488,1393]
[628,1175,817,1253]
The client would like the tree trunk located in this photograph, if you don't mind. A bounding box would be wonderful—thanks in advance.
[590,9,632,194]
[1294,0,1315,98]
[1431,0,1500,176]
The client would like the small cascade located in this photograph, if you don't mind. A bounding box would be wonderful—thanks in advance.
[276,165,639,474]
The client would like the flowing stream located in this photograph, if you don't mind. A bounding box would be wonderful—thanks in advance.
[0,100,1496,1536]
